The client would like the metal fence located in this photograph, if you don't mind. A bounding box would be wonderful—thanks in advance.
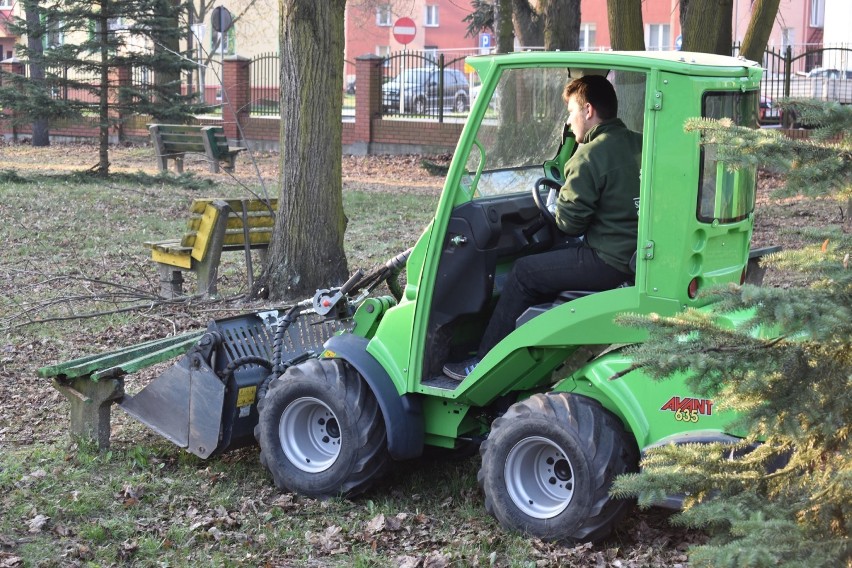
[249,51,279,115]
[379,49,479,122]
[758,45,852,108]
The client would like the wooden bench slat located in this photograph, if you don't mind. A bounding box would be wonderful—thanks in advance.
[188,198,277,214]
[147,197,276,297]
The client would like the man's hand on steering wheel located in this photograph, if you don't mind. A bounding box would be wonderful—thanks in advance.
[532,177,562,228]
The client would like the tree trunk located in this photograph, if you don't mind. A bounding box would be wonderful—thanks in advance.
[542,0,580,51]
[682,0,731,55]
[607,0,645,51]
[25,1,49,146]
[97,0,110,175]
[264,0,348,300]
[496,0,514,54]
[512,0,543,47]
[714,0,734,55]
[739,0,782,63]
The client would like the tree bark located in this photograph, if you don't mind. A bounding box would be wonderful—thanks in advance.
[24,0,49,146]
[496,0,514,54]
[264,0,348,300]
[542,0,580,51]
[739,0,782,63]
[512,0,543,47]
[97,0,110,175]
[681,0,732,55]
[607,0,645,51]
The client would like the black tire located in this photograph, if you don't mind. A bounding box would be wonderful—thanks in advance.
[478,393,638,543]
[254,358,389,498]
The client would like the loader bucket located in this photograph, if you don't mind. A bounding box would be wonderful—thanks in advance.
[119,310,347,458]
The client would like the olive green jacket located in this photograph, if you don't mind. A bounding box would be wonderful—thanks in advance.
[555,118,642,274]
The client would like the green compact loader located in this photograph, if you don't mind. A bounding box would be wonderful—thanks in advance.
[42,51,775,543]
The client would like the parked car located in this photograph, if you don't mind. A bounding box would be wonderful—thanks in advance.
[807,67,852,79]
[382,67,470,114]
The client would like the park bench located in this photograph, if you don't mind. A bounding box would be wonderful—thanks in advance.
[145,197,277,298]
[149,124,246,173]
[38,331,206,449]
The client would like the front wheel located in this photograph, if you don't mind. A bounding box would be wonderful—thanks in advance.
[478,393,638,543]
[255,358,389,498]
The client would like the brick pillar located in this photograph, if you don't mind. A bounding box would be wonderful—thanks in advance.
[109,65,132,142]
[222,55,250,143]
[352,54,384,155]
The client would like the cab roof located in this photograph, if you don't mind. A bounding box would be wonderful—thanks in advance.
[466,50,761,79]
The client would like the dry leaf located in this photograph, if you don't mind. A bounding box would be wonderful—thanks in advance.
[366,514,385,534]
[26,514,49,533]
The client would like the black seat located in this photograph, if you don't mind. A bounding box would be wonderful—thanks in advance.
[514,251,637,328]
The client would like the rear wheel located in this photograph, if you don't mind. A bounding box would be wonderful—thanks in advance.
[478,393,638,543]
[255,358,389,497]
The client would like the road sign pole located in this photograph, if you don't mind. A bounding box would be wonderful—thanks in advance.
[399,50,405,114]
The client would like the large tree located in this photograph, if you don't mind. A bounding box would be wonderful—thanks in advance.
[607,0,644,50]
[464,0,580,51]
[23,1,49,146]
[263,0,349,300]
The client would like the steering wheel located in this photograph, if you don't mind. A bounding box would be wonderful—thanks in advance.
[532,177,562,227]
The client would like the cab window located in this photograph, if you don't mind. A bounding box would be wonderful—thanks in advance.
[462,67,646,199]
[697,91,759,223]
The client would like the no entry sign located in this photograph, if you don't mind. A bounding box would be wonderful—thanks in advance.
[392,17,416,45]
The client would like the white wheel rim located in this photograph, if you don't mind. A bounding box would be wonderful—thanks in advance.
[504,436,574,519]
[279,397,341,473]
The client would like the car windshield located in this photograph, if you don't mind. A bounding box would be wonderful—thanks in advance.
[462,67,647,198]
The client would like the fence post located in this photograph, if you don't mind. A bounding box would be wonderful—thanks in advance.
[222,55,250,143]
[352,54,383,155]
[438,53,445,123]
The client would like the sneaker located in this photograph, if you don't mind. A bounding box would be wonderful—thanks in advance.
[442,357,480,381]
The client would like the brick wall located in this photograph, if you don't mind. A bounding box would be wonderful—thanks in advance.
[0,56,463,154]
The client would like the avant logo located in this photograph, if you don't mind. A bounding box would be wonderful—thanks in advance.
[660,396,714,416]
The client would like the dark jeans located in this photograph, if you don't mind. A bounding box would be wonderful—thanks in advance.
[477,244,633,357]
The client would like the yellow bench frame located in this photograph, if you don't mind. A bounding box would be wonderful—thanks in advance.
[145,198,277,297]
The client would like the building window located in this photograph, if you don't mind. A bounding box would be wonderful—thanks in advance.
[424,45,438,63]
[810,0,824,27]
[647,24,670,51]
[376,45,390,66]
[579,24,596,51]
[213,26,236,55]
[425,5,438,27]
[781,28,795,51]
[44,17,64,48]
[376,4,392,26]
[0,0,12,8]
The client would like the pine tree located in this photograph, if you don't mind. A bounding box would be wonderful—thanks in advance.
[611,103,851,567]
[0,0,202,175]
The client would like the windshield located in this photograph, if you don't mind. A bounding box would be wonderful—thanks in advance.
[462,67,647,198]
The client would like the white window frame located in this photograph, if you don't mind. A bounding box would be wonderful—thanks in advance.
[810,0,824,27]
[46,19,64,48]
[579,23,596,51]
[425,5,439,27]
[376,4,392,27]
[0,0,13,8]
[646,23,670,51]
